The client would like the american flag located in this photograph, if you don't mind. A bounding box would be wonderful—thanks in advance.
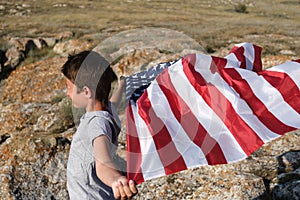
[125,43,300,184]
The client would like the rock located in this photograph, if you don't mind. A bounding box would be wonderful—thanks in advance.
[111,48,166,76]
[272,180,300,200]
[280,49,296,56]
[0,90,74,200]
[193,170,266,200]
[53,3,68,8]
[270,151,300,199]
[4,46,25,69]
[277,168,300,183]
[0,48,75,198]
[277,150,300,174]
[110,48,198,78]
[3,37,42,69]
[7,37,57,52]
[262,55,297,69]
[43,37,57,47]
[0,99,73,137]
[8,37,29,52]
[53,39,94,56]
[3,57,66,103]
[0,102,34,134]
[33,38,48,49]
[0,127,74,200]
[134,166,266,200]
[56,31,74,40]
[33,98,74,133]
[93,27,204,68]
[5,35,61,55]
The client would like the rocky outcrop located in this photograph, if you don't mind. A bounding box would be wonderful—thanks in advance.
[270,150,300,199]
[0,31,84,73]
[0,36,299,199]
[0,54,74,199]
[2,57,66,103]
[52,39,94,56]
[4,46,25,70]
[0,127,73,200]
[2,37,53,71]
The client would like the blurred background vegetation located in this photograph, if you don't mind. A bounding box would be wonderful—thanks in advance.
[0,0,299,56]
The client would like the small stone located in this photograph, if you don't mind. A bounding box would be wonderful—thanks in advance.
[280,49,296,55]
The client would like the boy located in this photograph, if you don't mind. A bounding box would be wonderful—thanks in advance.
[61,50,137,199]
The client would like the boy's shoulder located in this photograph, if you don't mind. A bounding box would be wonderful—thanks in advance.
[83,110,120,143]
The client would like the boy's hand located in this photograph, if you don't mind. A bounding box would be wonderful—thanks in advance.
[112,176,137,199]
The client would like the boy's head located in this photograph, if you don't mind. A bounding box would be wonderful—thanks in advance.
[61,50,117,109]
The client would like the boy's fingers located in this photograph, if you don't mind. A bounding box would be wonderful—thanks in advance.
[121,182,134,198]
[118,181,127,199]
[113,178,137,199]
[119,180,134,198]
[129,180,138,194]
[114,190,120,200]
[112,183,121,199]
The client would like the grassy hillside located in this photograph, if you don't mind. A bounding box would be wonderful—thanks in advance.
[0,0,299,55]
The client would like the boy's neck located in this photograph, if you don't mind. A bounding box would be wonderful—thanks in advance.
[86,100,106,112]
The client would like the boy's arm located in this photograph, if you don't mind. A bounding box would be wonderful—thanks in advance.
[93,135,137,199]
[110,77,125,110]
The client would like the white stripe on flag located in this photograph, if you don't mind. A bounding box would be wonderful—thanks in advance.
[148,80,208,167]
[224,58,242,69]
[225,53,240,66]
[131,102,165,180]
[197,60,281,143]
[267,61,300,90]
[168,59,247,162]
[243,43,255,71]
[236,68,300,128]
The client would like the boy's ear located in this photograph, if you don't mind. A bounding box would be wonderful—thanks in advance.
[83,86,93,98]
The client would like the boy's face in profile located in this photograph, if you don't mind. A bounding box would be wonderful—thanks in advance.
[65,78,88,109]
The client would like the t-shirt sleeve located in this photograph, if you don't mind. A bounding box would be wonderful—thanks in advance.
[87,117,113,144]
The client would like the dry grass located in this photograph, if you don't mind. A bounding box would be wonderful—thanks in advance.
[0,0,299,55]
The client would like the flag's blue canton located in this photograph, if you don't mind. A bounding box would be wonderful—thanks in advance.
[125,58,180,102]
[129,84,150,103]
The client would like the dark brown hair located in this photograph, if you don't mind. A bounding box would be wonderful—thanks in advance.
[61,50,117,108]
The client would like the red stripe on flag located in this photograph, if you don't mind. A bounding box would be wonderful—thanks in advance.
[182,55,264,156]
[260,70,300,113]
[252,45,262,72]
[210,56,227,74]
[156,68,228,165]
[222,68,296,134]
[126,102,145,184]
[230,46,246,69]
[137,91,188,175]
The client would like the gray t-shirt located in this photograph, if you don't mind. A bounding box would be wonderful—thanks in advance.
[67,103,121,200]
